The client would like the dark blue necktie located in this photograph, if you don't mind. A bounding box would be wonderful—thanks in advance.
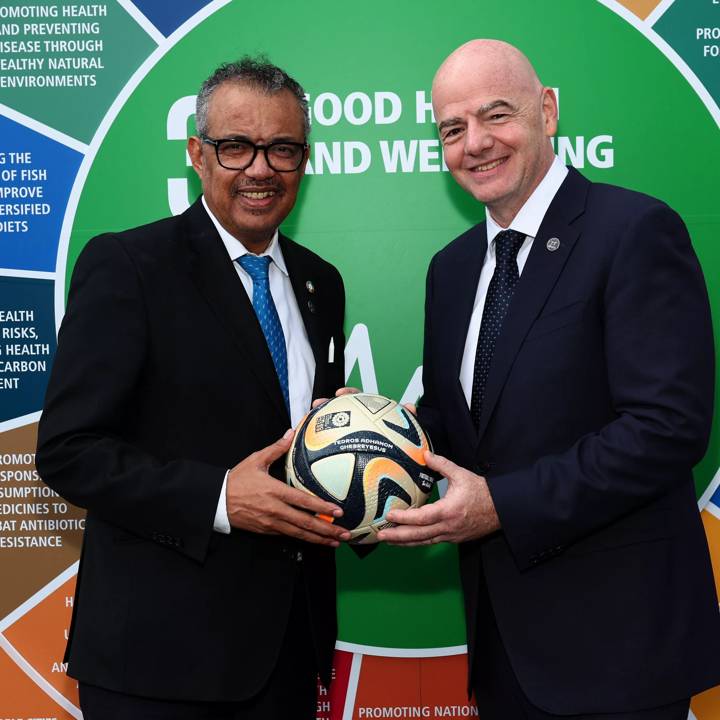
[236,255,290,413]
[470,229,526,430]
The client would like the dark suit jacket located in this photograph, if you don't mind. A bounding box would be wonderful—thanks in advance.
[418,167,720,714]
[36,198,346,701]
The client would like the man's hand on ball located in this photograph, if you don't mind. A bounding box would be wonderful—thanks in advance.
[226,430,352,546]
[311,386,361,409]
[377,452,500,546]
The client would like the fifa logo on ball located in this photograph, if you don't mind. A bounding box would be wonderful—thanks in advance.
[315,411,352,431]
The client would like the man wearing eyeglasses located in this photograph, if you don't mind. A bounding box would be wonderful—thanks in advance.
[36,57,349,719]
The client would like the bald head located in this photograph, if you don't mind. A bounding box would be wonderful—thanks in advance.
[431,39,557,226]
[432,40,542,113]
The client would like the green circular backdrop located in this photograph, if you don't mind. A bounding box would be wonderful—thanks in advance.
[65,0,720,649]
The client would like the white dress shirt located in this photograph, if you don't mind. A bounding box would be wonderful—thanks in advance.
[459,156,569,406]
[201,197,315,532]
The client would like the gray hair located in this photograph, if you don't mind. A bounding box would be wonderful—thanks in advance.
[195,55,310,139]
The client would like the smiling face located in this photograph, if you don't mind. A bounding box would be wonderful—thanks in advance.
[188,82,308,252]
[432,40,557,227]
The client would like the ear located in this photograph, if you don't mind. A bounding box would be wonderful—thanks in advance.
[187,135,205,177]
[541,87,559,137]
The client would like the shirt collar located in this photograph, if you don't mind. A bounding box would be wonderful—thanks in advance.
[486,155,568,245]
[201,195,288,276]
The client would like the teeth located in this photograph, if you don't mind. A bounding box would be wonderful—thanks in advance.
[475,158,505,172]
[240,191,275,199]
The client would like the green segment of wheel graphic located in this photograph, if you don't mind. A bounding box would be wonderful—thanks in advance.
[66,0,720,648]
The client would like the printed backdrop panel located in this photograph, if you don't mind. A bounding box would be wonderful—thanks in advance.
[1,1,718,718]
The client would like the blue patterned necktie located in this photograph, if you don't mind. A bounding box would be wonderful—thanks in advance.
[236,255,290,413]
[470,229,526,430]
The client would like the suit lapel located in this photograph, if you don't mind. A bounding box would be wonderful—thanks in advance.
[280,234,326,396]
[441,224,487,445]
[177,199,289,422]
[476,168,590,440]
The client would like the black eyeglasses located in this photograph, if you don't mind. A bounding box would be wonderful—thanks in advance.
[200,136,307,172]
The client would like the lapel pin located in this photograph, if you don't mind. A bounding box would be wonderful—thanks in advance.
[546,237,560,252]
[306,280,315,293]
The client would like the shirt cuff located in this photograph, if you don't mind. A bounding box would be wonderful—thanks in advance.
[213,471,231,534]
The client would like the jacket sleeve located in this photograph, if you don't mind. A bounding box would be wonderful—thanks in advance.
[36,234,224,563]
[417,255,451,456]
[487,202,714,570]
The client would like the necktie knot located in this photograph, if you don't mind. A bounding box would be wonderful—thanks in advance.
[237,254,272,283]
[235,253,289,414]
[470,228,526,431]
[494,229,526,265]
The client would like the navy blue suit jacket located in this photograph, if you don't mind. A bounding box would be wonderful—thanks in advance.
[418,167,720,713]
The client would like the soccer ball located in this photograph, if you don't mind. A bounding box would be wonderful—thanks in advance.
[286,393,437,544]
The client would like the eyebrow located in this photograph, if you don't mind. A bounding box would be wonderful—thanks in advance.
[477,99,515,114]
[437,99,516,132]
[437,116,463,133]
[211,133,304,143]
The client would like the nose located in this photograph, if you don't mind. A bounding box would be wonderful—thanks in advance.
[464,119,493,156]
[244,147,275,179]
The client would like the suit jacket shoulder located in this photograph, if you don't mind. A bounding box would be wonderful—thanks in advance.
[431,220,487,269]
[279,233,344,290]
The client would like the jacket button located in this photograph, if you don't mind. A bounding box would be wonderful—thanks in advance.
[281,547,303,562]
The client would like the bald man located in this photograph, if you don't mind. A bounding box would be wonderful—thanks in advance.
[379,40,720,719]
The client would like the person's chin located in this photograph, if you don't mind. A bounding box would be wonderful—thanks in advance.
[458,175,501,203]
[233,199,284,225]
[467,183,505,207]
